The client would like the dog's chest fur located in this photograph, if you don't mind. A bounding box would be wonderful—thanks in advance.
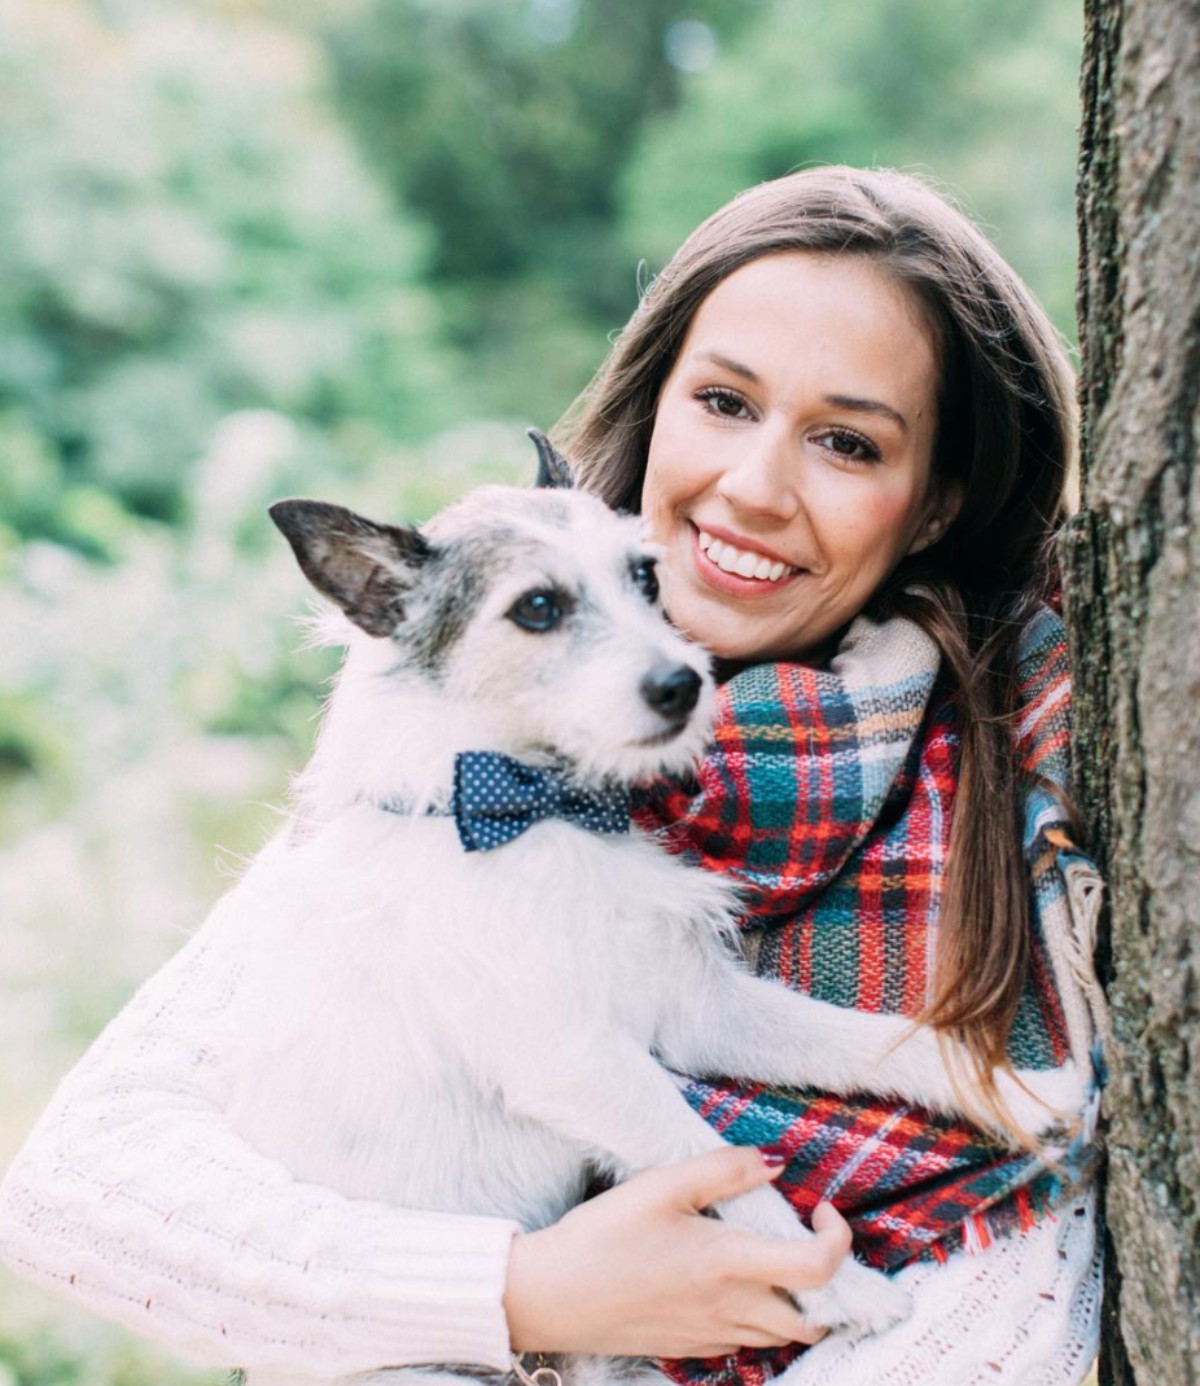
[212,805,739,1232]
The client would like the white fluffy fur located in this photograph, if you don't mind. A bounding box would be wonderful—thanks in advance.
[207,486,1078,1386]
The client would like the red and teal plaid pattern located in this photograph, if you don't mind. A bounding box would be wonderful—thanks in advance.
[633,608,1098,1386]
[680,1079,1061,1268]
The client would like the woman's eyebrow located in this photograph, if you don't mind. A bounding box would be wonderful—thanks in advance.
[822,394,909,433]
[696,350,761,382]
[694,352,908,432]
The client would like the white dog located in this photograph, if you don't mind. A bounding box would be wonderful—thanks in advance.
[200,435,1071,1386]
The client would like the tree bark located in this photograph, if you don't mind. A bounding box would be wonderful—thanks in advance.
[1066,1,1200,1382]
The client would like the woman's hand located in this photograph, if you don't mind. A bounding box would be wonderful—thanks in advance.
[503,1146,851,1359]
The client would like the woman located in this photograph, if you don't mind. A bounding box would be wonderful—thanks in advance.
[0,167,1103,1385]
[511,167,1105,1384]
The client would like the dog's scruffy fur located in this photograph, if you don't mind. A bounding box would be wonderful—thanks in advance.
[214,454,1075,1386]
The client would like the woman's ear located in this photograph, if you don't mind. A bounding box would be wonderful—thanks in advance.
[907,480,964,556]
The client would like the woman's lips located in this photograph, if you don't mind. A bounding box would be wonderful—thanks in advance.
[689,524,801,595]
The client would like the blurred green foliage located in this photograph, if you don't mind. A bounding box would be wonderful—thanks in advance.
[0,1282,213,1386]
[325,0,726,284]
[0,0,464,537]
[619,0,1082,331]
[320,0,741,421]
[0,1,1084,1382]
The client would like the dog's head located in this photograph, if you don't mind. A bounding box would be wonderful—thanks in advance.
[271,446,713,787]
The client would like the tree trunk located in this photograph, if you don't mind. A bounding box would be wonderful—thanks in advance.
[1066,1,1200,1382]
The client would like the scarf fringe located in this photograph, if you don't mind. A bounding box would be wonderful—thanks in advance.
[958,1180,1059,1259]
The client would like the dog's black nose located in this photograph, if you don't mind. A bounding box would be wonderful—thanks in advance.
[641,665,702,725]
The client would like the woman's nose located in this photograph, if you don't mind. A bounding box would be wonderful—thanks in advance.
[714,428,801,520]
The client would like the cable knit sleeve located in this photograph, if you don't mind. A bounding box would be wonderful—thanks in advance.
[0,883,519,1377]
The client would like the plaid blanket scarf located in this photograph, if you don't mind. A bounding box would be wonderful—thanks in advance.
[633,606,1104,1386]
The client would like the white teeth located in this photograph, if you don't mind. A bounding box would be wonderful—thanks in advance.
[697,528,793,582]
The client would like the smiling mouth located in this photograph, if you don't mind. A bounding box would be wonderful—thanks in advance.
[696,529,797,582]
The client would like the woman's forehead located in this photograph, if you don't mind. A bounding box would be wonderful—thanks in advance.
[676,252,939,429]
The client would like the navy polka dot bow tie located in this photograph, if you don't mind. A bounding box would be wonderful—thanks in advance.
[450,751,630,852]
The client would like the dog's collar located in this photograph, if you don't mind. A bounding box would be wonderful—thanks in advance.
[379,750,630,853]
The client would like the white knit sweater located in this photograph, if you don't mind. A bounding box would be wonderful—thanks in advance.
[780,1189,1100,1386]
[0,907,519,1377]
[0,902,1100,1385]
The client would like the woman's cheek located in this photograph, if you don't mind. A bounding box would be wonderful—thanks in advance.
[821,475,928,571]
[642,430,689,522]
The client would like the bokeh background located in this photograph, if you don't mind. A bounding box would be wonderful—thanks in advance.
[0,1,1084,1381]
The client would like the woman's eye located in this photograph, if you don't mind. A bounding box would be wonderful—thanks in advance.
[696,387,751,420]
[631,558,660,604]
[507,589,565,632]
[816,428,881,464]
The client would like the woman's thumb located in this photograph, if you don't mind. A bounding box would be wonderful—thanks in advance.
[659,1145,782,1212]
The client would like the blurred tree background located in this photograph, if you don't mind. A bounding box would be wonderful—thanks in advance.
[0,1,1083,1381]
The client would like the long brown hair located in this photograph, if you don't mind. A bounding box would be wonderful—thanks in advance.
[558,167,1076,1117]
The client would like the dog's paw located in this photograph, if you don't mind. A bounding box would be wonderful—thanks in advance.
[716,1185,910,1339]
[714,1182,809,1241]
[789,1256,911,1339]
[997,1061,1084,1142]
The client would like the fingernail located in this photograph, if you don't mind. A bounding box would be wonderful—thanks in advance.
[760,1147,789,1168]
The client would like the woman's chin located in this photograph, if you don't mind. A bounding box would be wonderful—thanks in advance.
[660,562,814,663]
[666,603,808,665]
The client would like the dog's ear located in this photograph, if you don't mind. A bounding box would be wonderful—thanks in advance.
[528,428,575,490]
[269,499,434,639]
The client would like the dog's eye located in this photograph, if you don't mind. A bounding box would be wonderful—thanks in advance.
[631,558,659,605]
[508,588,566,632]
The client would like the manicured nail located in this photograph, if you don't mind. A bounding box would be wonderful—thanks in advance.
[760,1148,789,1168]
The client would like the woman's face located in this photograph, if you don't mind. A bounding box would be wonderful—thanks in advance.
[641,252,957,663]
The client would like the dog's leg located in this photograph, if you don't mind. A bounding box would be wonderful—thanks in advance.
[491,1035,909,1338]
[655,950,1082,1141]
